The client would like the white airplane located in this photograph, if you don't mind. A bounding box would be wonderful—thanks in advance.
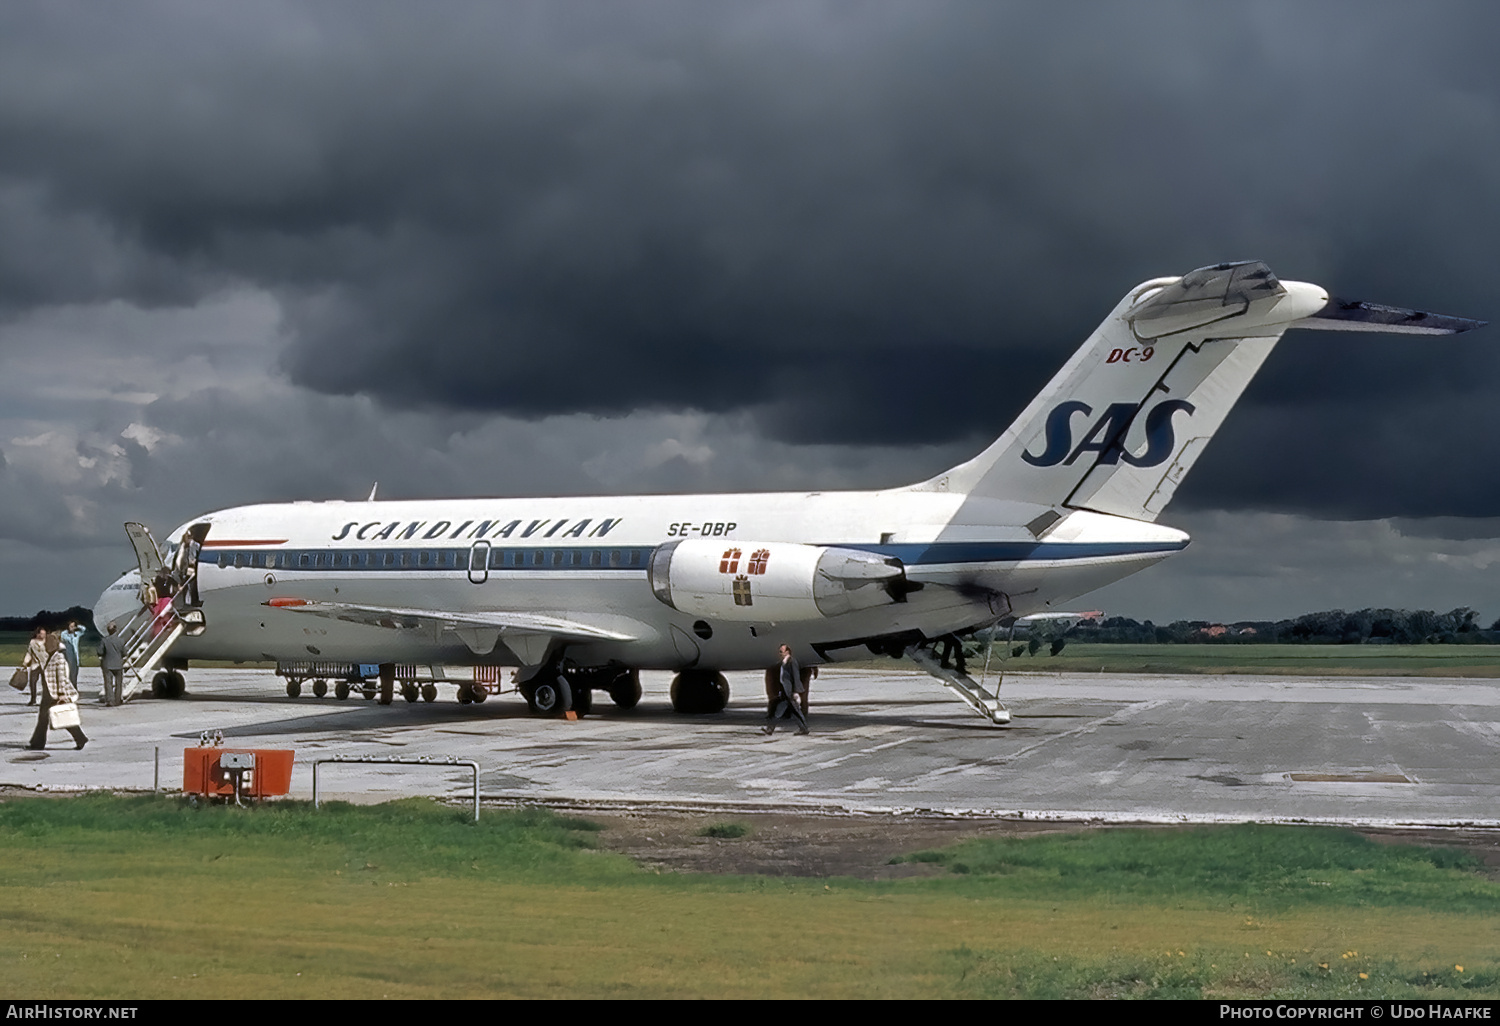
[92,261,1483,723]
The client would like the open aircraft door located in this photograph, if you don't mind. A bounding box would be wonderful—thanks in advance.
[124,523,165,580]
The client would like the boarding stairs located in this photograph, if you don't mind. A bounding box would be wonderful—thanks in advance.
[905,642,1012,725]
[117,594,204,701]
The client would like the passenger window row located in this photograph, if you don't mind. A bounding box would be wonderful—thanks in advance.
[212,547,649,571]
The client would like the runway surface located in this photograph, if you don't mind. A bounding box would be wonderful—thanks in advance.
[4,666,1499,828]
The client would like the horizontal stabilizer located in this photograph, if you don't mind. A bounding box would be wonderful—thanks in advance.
[1291,298,1485,335]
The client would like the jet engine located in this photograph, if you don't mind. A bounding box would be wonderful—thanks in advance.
[648,539,905,621]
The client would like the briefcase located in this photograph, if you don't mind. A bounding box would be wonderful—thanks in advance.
[49,702,80,729]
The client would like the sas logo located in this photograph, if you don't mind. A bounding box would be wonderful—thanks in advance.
[1022,399,1196,468]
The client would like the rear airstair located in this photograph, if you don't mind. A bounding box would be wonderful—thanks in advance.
[906,641,1012,725]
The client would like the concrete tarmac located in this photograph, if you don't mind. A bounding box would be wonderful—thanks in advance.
[3,666,1499,828]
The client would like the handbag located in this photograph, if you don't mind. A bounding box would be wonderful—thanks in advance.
[49,702,81,729]
[7,667,26,691]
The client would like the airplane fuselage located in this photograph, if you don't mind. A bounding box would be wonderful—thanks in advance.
[94,489,1187,671]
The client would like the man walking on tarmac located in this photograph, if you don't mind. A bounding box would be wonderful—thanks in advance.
[762,644,809,736]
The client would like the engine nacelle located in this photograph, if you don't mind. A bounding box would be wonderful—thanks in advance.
[648,539,905,622]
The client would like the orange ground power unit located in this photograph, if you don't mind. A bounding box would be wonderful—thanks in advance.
[182,748,294,798]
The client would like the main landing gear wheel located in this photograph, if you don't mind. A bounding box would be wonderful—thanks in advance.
[608,669,642,711]
[524,676,572,717]
[670,670,729,714]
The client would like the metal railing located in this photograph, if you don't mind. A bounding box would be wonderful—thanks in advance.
[312,755,482,821]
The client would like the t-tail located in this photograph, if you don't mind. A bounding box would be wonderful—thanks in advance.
[920,261,1484,522]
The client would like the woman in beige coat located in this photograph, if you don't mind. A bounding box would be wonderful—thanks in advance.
[20,627,46,705]
[28,632,87,751]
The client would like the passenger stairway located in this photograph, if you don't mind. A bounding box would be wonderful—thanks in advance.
[905,643,1012,725]
[118,595,204,701]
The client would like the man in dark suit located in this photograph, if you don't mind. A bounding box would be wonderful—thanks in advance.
[762,644,809,736]
[98,622,127,707]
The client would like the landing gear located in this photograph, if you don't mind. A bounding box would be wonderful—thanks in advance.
[571,685,592,716]
[670,670,729,714]
[154,669,186,699]
[607,669,642,710]
[522,676,572,716]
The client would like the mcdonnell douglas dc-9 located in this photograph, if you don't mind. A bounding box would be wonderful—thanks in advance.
[93,262,1483,723]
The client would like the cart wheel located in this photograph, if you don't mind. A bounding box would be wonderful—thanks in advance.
[285,677,301,699]
[421,684,437,702]
[312,678,328,698]
[335,681,350,700]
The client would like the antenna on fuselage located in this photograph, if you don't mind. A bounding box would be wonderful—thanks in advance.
[367,482,378,501]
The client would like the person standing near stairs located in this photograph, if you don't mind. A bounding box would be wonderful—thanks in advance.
[98,622,125,707]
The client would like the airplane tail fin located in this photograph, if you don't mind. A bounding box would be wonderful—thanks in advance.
[919,261,1483,523]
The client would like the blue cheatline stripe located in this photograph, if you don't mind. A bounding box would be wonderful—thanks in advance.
[203,539,1186,574]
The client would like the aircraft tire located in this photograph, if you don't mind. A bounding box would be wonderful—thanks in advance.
[312,678,328,698]
[528,676,572,716]
[704,671,729,713]
[158,672,175,699]
[335,681,350,700]
[670,671,729,714]
[608,670,642,710]
[165,670,186,699]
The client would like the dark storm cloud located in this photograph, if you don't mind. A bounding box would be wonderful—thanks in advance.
[0,2,1497,517]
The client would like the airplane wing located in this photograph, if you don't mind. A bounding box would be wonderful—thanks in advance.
[263,598,639,660]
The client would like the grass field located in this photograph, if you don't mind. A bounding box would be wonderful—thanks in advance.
[1,795,1497,999]
[9,638,1500,679]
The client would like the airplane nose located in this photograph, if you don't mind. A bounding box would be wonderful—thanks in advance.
[92,572,140,633]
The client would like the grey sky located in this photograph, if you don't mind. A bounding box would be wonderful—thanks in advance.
[1,1,1496,621]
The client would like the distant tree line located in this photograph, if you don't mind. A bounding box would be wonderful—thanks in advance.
[1070,607,1492,646]
[0,606,97,637]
